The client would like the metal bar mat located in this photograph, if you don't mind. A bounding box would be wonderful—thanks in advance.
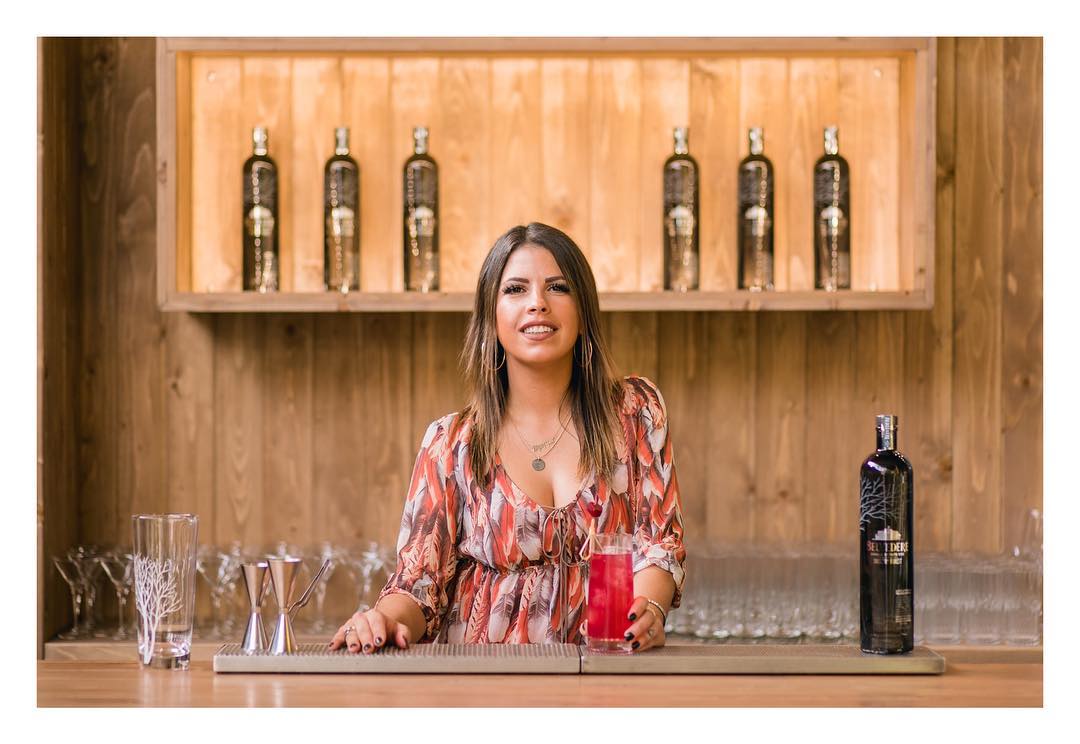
[214,643,944,675]
[213,643,582,674]
[581,644,945,675]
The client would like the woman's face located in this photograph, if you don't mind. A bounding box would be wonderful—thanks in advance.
[494,244,581,370]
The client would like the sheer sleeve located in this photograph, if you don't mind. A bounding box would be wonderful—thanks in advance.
[377,416,461,641]
[628,377,687,609]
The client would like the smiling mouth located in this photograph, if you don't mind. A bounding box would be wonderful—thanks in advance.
[521,325,556,336]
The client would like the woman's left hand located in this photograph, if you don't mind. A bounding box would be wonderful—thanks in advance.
[624,596,666,652]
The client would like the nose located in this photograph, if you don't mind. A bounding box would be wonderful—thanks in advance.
[527,285,549,313]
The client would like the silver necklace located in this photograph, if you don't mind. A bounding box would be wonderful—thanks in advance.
[509,414,571,471]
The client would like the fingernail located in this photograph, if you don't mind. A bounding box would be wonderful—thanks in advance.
[632,641,640,650]
[363,643,372,652]
[375,636,383,645]
[624,631,633,640]
[348,643,358,651]
[628,613,637,621]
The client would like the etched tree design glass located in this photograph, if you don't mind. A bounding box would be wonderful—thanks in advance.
[133,514,198,669]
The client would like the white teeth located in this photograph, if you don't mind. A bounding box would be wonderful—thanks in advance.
[523,326,554,335]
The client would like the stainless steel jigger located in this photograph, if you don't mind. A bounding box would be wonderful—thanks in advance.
[267,556,331,655]
[240,561,269,654]
[268,557,302,655]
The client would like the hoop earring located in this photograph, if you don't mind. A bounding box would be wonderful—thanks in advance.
[494,343,506,371]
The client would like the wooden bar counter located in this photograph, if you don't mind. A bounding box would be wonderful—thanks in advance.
[37,645,1042,707]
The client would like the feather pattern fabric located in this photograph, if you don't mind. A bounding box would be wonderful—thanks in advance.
[377,376,687,644]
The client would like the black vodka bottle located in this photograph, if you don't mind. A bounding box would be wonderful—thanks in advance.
[813,125,851,290]
[242,126,279,292]
[324,127,360,293]
[662,126,700,291]
[403,126,439,292]
[859,414,915,654]
[737,127,774,291]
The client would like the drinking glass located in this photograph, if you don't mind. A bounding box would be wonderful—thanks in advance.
[196,545,241,640]
[52,555,83,640]
[585,532,633,654]
[98,550,134,640]
[133,514,199,669]
[68,545,107,637]
[301,541,338,633]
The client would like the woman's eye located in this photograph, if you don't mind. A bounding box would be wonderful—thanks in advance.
[502,285,524,294]
[549,283,570,293]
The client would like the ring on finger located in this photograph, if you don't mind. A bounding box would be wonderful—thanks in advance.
[647,626,656,638]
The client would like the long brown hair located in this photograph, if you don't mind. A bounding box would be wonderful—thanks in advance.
[458,222,623,487]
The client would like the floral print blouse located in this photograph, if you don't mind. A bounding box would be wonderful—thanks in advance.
[377,375,686,644]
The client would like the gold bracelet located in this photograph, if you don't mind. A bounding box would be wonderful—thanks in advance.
[644,598,668,625]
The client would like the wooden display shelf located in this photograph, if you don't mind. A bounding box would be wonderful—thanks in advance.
[157,37,936,312]
[161,288,931,313]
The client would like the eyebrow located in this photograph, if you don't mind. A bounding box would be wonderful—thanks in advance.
[502,275,567,284]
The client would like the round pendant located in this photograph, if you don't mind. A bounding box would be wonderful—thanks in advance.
[531,458,546,471]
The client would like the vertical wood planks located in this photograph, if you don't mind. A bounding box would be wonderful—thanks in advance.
[241,57,293,290]
[490,59,540,241]
[903,38,956,553]
[342,57,393,293]
[213,315,265,546]
[263,315,314,544]
[539,59,592,259]
[738,59,790,289]
[604,313,659,383]
[704,314,757,542]
[391,58,442,292]
[640,60,689,292]
[838,58,901,291]
[190,56,242,292]
[804,312,857,544]
[589,59,642,291]
[291,58,342,292]
[690,59,739,291]
[953,37,1004,553]
[787,59,839,292]
[440,58,491,291]
[410,314,469,452]
[1001,37,1043,551]
[753,313,807,543]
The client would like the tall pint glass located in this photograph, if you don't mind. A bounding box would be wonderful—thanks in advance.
[132,514,198,669]
[586,533,634,654]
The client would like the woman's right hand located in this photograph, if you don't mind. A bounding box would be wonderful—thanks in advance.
[328,606,413,654]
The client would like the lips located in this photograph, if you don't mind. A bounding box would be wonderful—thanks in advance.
[520,321,557,339]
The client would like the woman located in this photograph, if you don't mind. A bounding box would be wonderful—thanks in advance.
[329,222,686,654]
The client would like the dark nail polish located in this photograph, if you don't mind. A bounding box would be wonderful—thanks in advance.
[628,613,637,621]
[348,644,358,651]
[363,643,372,652]
[375,637,383,645]
[624,631,633,640]
[632,641,640,650]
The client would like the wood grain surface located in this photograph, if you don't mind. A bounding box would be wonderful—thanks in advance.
[40,38,1041,652]
[36,656,1042,707]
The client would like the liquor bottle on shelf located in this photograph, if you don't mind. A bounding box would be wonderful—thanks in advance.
[662,126,700,292]
[737,127,774,291]
[859,414,915,655]
[813,125,851,291]
[242,126,279,292]
[324,126,360,293]
[403,126,439,292]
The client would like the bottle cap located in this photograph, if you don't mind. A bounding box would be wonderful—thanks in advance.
[413,126,429,155]
[875,414,898,449]
[334,127,350,155]
[749,127,764,156]
[824,125,839,155]
[673,126,689,155]
[252,126,269,155]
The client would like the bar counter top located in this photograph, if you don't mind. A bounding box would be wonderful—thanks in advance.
[37,645,1041,707]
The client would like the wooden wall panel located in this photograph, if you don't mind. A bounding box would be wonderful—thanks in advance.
[164,314,215,522]
[904,38,956,553]
[953,38,1004,553]
[190,56,242,292]
[640,60,689,292]
[490,60,539,244]
[440,58,491,291]
[539,59,591,262]
[589,59,642,291]
[342,58,393,293]
[291,59,342,292]
[691,59,739,291]
[1000,38,1043,552]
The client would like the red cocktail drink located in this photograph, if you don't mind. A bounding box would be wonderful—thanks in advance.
[586,533,633,654]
